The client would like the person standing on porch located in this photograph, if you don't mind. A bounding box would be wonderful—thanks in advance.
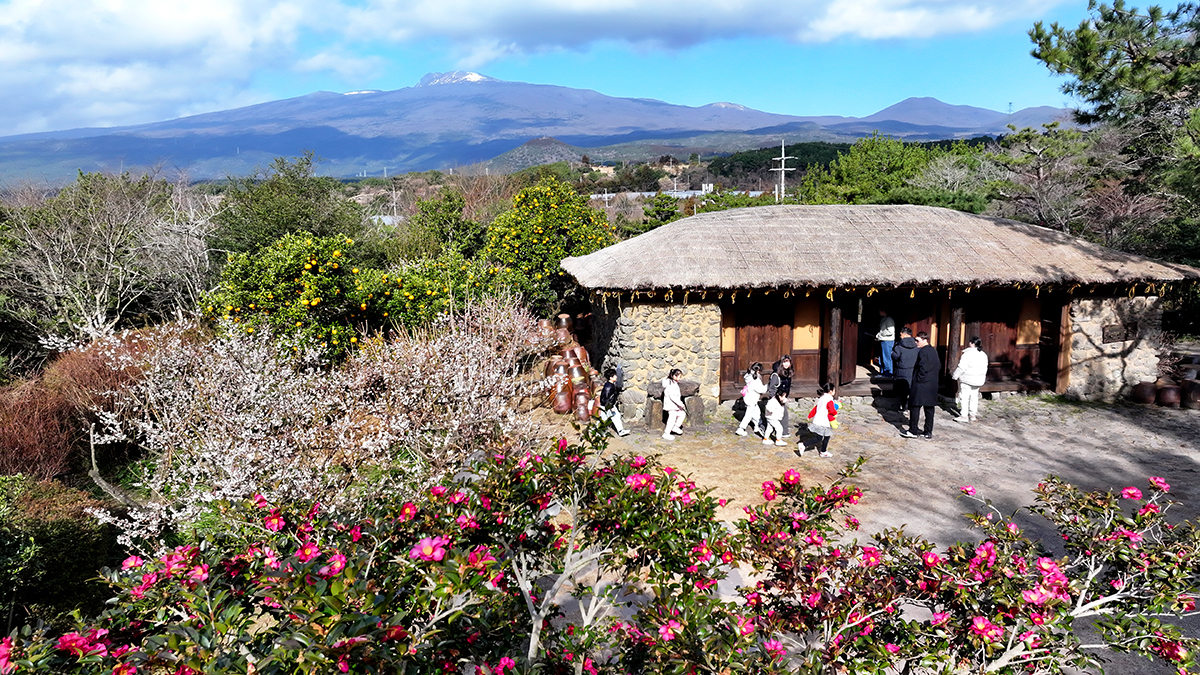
[661,368,686,441]
[952,337,988,423]
[900,331,940,439]
[875,309,895,377]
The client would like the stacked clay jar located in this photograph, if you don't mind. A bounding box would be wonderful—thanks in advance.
[541,314,601,420]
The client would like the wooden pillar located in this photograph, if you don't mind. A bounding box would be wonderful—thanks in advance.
[828,304,842,394]
[1056,300,1072,394]
[948,306,965,375]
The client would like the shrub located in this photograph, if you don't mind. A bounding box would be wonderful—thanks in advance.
[484,177,614,315]
[0,476,121,631]
[204,234,527,355]
[89,298,552,550]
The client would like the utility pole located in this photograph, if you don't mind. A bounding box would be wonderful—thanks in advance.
[769,140,795,204]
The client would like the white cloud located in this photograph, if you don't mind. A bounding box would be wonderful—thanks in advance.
[0,0,1066,135]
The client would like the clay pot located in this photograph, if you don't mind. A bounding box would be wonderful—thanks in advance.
[552,389,572,414]
[568,365,589,389]
[564,345,589,365]
[544,358,567,377]
[537,318,554,334]
[556,313,574,332]
[554,327,571,344]
[1182,380,1200,410]
[1131,381,1158,405]
[1156,385,1182,408]
[572,376,593,397]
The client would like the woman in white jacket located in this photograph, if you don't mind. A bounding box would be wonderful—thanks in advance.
[735,363,768,436]
[952,337,988,423]
[661,368,686,441]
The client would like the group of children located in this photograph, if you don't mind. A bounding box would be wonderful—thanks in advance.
[597,357,841,458]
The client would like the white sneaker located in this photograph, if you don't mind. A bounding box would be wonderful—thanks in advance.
[618,430,631,437]
[819,451,833,458]
[954,416,969,424]
[774,440,787,447]
[796,444,806,456]
[661,435,674,442]
[762,438,774,445]
[735,428,748,436]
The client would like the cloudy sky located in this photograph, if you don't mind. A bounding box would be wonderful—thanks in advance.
[1,0,1090,137]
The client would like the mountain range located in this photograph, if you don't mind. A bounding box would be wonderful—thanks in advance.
[0,71,1071,182]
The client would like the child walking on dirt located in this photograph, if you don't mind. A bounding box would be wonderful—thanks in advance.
[800,383,839,458]
[763,391,789,447]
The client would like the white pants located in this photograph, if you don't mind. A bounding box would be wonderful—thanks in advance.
[663,409,686,438]
[603,408,626,433]
[764,419,783,441]
[958,382,981,419]
[737,399,761,432]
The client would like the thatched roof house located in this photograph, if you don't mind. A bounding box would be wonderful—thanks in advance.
[563,205,1197,291]
[562,205,1200,416]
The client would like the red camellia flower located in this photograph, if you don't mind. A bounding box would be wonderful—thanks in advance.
[861,547,882,567]
[264,510,286,532]
[1121,487,1143,500]
[761,481,777,502]
[296,541,321,563]
[781,469,801,485]
[922,551,942,567]
[398,502,418,521]
[1149,476,1170,492]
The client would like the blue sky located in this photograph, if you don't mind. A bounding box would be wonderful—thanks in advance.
[1,0,1093,136]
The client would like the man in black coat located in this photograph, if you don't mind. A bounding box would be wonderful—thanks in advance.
[891,327,919,406]
[900,331,940,439]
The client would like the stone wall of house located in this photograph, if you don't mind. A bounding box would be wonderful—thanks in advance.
[1067,296,1162,401]
[590,298,722,419]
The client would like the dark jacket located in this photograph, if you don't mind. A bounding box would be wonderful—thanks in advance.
[892,337,919,383]
[770,360,794,396]
[599,365,624,409]
[910,344,941,407]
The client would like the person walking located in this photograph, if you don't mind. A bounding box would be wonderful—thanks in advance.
[900,331,940,439]
[875,309,896,377]
[661,368,686,441]
[799,383,839,457]
[599,365,631,436]
[735,363,767,436]
[758,356,793,437]
[952,337,988,423]
[891,327,918,406]
[763,391,789,446]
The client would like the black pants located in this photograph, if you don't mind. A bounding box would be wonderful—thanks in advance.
[909,405,935,436]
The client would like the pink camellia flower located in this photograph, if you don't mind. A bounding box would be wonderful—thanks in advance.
[398,502,418,521]
[885,643,900,654]
[736,615,755,636]
[121,556,145,570]
[761,481,778,502]
[1149,476,1170,492]
[692,540,713,563]
[479,495,492,511]
[781,469,801,485]
[658,619,682,642]
[264,510,286,532]
[1022,586,1053,606]
[496,656,517,675]
[1139,503,1161,516]
[1121,487,1143,500]
[187,564,209,583]
[922,551,942,568]
[253,494,269,509]
[630,456,647,468]
[295,540,321,563]
[1030,612,1047,625]
[625,473,656,492]
[930,612,950,626]
[763,638,786,658]
[960,485,976,496]
[861,546,882,567]
[0,636,16,675]
[112,663,137,675]
[805,531,824,546]
[1006,522,1020,534]
[429,485,448,497]
[558,437,569,451]
[1036,557,1060,575]
[969,616,1003,643]
[456,514,479,530]
[805,592,821,608]
[318,553,348,578]
[449,491,468,504]
[410,536,451,562]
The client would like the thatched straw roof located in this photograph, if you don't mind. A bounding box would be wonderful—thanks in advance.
[562,204,1200,291]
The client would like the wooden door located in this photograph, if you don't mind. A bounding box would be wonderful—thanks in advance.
[734,298,794,375]
[967,292,1019,380]
[840,309,858,385]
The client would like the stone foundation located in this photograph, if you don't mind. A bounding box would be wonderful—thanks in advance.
[590,298,721,420]
[1067,296,1162,401]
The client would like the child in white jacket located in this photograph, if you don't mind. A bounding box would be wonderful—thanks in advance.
[763,391,788,446]
[735,363,768,436]
[661,368,686,441]
[952,337,988,423]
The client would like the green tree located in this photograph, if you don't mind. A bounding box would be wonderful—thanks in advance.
[641,193,681,230]
[987,123,1094,232]
[800,133,938,204]
[211,152,364,257]
[387,187,486,262]
[484,177,614,315]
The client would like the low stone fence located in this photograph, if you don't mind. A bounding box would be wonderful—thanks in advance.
[643,379,706,430]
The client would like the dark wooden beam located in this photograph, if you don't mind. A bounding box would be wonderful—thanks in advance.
[1056,301,1072,394]
[948,306,965,375]
[828,304,842,395]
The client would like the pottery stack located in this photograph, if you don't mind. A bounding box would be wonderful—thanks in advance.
[538,314,603,420]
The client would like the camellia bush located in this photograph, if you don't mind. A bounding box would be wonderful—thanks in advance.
[2,427,1196,674]
[484,177,615,315]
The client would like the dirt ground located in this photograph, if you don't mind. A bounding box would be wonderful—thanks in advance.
[549,393,1199,674]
